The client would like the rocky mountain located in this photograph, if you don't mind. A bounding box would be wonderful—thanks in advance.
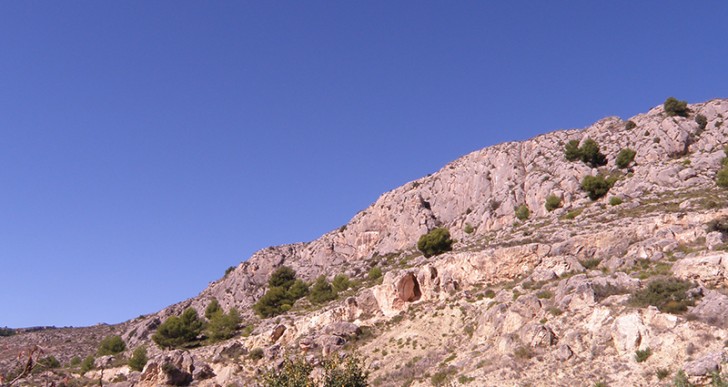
[3,98,728,386]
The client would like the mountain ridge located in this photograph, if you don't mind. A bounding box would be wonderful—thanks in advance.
[4,97,728,386]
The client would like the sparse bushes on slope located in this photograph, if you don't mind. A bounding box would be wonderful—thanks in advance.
[128,347,148,372]
[417,228,454,258]
[515,205,530,221]
[152,307,205,348]
[564,140,582,162]
[98,335,126,356]
[253,266,310,318]
[628,277,698,314]
[0,327,15,337]
[615,148,636,169]
[625,120,637,130]
[80,355,95,375]
[581,174,616,200]
[545,195,562,212]
[664,97,689,117]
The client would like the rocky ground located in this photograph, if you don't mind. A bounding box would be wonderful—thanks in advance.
[3,98,728,386]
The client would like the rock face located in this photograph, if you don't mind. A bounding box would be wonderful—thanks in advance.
[7,99,728,387]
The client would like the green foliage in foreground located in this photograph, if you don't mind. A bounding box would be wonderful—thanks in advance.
[417,227,454,258]
[261,355,369,387]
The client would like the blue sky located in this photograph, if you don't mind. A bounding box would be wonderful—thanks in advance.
[1,1,726,328]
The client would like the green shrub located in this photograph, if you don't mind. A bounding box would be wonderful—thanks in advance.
[564,140,582,161]
[615,148,636,169]
[564,138,607,167]
[249,347,264,360]
[152,307,205,348]
[70,356,82,367]
[695,114,708,131]
[515,205,530,221]
[710,371,728,387]
[261,354,369,387]
[128,347,148,372]
[664,97,689,117]
[579,138,607,167]
[321,355,369,387]
[206,308,241,341]
[464,223,474,234]
[268,266,297,289]
[656,368,671,380]
[224,266,235,277]
[417,228,454,258]
[98,335,126,356]
[80,355,95,375]
[332,274,350,292]
[625,120,637,130]
[308,275,338,305]
[483,289,496,298]
[635,347,652,362]
[545,195,562,212]
[672,370,694,387]
[717,167,728,188]
[581,174,615,200]
[629,278,698,314]
[609,197,623,206]
[205,298,222,320]
[0,327,15,337]
[368,266,383,281]
[37,355,61,370]
[253,266,309,318]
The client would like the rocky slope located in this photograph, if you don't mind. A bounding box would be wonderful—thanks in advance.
[3,98,728,386]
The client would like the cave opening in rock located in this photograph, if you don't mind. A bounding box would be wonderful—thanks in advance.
[397,273,422,302]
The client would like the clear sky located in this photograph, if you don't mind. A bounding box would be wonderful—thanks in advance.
[1,1,726,328]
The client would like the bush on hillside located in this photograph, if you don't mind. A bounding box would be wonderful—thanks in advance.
[205,298,222,320]
[695,114,708,131]
[417,228,454,258]
[545,195,562,212]
[0,327,15,337]
[664,97,689,117]
[615,148,637,169]
[625,120,637,130]
[80,356,95,375]
[253,266,309,318]
[717,147,728,188]
[152,308,205,348]
[368,266,383,281]
[564,140,582,162]
[515,205,530,221]
[628,277,698,314]
[332,274,350,292]
[563,138,607,167]
[206,308,242,341]
[98,335,126,356]
[581,174,615,200]
[308,276,338,305]
[128,347,148,372]
[260,354,369,387]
